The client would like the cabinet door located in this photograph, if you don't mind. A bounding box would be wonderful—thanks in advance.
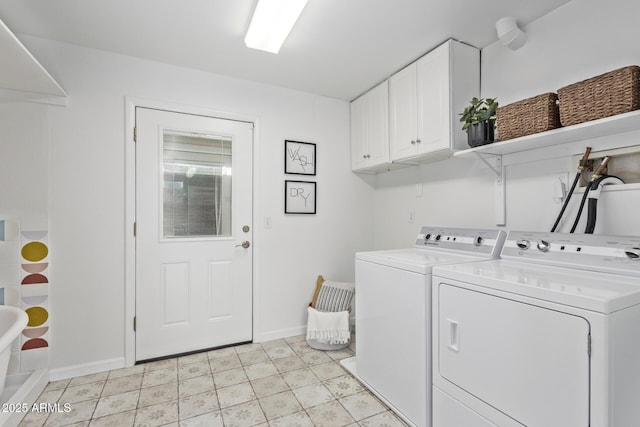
[350,95,368,170]
[417,42,450,155]
[389,63,418,160]
[366,80,390,166]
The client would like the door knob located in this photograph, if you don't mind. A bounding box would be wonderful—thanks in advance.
[236,240,251,249]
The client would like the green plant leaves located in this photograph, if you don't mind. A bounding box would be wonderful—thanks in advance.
[460,97,498,131]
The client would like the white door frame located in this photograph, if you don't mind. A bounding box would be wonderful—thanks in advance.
[124,97,261,367]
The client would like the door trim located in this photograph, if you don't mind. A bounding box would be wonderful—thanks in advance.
[124,97,260,367]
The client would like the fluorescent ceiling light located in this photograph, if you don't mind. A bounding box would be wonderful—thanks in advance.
[244,0,309,54]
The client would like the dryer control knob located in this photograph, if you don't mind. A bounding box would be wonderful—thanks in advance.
[425,233,432,240]
[624,247,640,260]
[474,236,484,246]
[516,239,530,250]
[537,240,550,252]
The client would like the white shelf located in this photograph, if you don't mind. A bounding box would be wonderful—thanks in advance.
[453,110,640,159]
[0,18,67,105]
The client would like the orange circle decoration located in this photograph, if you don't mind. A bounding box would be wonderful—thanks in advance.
[25,306,48,327]
[22,338,48,350]
[21,242,48,262]
[21,274,49,285]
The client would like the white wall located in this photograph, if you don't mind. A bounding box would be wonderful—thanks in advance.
[14,35,373,375]
[373,0,640,249]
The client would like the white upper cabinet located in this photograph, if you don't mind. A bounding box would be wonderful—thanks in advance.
[351,80,393,172]
[389,40,479,163]
[0,18,67,105]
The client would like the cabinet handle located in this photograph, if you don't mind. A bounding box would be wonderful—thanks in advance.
[410,140,416,145]
[363,155,367,159]
[416,138,422,144]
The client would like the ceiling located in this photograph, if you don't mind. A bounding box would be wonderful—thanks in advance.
[0,0,572,101]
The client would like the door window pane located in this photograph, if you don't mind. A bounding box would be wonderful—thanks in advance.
[162,130,232,238]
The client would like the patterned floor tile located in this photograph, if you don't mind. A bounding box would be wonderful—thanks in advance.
[216,382,256,408]
[88,409,136,427]
[220,400,266,427]
[93,390,139,418]
[177,352,209,367]
[250,374,289,399]
[208,354,242,373]
[178,391,219,419]
[281,368,320,389]
[256,390,302,420]
[212,367,248,389]
[269,410,315,427]
[298,349,332,366]
[309,361,347,380]
[26,334,408,427]
[178,361,211,381]
[339,391,386,421]
[101,374,142,397]
[178,375,214,398]
[359,411,408,427]
[133,400,178,426]
[143,358,177,373]
[59,382,105,404]
[141,366,178,388]
[238,349,269,366]
[306,400,355,427]
[323,375,365,399]
[107,365,145,380]
[44,399,98,426]
[138,382,178,408]
[291,382,335,409]
[243,361,278,381]
[178,411,224,427]
[272,355,306,373]
[68,372,109,387]
[264,345,295,359]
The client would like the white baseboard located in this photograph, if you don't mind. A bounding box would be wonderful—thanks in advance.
[253,325,306,343]
[49,357,125,382]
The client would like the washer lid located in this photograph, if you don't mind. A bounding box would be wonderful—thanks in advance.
[356,248,486,274]
[433,260,640,313]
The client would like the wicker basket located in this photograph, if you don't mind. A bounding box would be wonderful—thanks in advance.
[496,93,561,141]
[557,66,640,127]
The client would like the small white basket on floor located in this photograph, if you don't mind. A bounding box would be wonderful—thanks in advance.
[306,275,354,351]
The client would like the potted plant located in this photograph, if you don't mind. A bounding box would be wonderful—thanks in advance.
[459,97,498,147]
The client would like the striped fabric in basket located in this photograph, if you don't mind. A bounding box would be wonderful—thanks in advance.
[315,281,355,312]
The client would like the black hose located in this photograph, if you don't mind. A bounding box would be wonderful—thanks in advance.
[583,175,624,234]
[551,171,581,232]
[584,198,598,234]
[569,181,592,233]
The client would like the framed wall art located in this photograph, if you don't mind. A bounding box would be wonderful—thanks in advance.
[285,180,316,214]
[285,140,316,175]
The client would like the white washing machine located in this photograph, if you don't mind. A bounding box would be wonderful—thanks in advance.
[431,231,640,427]
[341,226,506,427]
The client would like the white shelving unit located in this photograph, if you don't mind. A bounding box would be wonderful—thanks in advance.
[454,110,640,160]
[0,18,67,105]
[453,110,640,226]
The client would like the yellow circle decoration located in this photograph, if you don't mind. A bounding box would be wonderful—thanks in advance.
[21,242,48,262]
[25,306,48,327]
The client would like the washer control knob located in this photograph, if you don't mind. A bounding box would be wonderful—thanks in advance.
[624,247,640,260]
[516,239,530,250]
[474,236,484,246]
[435,235,442,241]
[424,233,432,240]
[537,240,550,252]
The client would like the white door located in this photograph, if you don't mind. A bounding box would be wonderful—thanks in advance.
[438,283,590,427]
[135,107,253,361]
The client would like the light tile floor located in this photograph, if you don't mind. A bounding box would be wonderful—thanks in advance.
[18,335,408,426]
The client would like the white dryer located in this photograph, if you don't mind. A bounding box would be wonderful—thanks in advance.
[341,227,506,427]
[432,231,640,427]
